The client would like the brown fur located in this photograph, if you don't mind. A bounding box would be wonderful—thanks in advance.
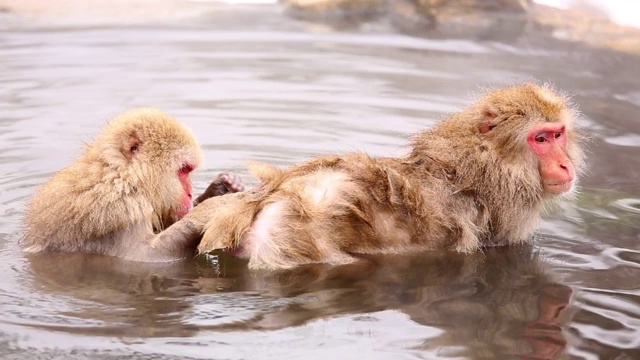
[184,83,586,269]
[21,108,230,262]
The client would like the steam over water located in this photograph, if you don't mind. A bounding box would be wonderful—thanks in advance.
[0,5,639,359]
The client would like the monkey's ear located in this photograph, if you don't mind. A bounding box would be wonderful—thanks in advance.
[479,107,498,134]
[123,133,142,160]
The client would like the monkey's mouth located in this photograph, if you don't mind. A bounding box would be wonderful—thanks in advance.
[177,205,191,219]
[544,181,573,194]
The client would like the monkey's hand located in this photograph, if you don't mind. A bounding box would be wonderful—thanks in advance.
[194,172,245,206]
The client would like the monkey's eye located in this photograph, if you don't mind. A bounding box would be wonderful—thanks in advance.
[554,131,562,139]
[535,135,546,143]
[179,164,194,174]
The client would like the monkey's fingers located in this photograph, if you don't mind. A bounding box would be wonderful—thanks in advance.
[194,172,245,206]
[215,172,245,195]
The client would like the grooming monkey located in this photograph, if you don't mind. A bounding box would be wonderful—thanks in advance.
[177,83,585,269]
[22,108,243,262]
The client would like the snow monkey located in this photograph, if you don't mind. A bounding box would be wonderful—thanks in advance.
[22,108,243,262]
[166,83,586,269]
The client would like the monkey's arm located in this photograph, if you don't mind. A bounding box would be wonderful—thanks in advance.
[142,195,236,261]
[114,192,251,262]
[146,220,203,261]
[111,179,245,262]
[111,220,204,262]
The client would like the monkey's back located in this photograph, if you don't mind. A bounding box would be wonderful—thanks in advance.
[199,153,462,269]
[22,158,147,254]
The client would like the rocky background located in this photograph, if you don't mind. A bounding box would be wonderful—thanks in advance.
[1,0,639,55]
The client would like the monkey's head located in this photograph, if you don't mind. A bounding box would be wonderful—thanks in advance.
[90,108,203,230]
[474,83,585,197]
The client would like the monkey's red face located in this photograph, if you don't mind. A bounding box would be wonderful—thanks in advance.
[177,164,195,218]
[527,122,576,194]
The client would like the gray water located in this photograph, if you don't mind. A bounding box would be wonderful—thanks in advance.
[1,6,639,360]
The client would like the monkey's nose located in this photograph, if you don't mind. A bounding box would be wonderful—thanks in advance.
[558,162,576,184]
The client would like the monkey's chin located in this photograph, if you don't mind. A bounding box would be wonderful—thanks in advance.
[544,181,573,195]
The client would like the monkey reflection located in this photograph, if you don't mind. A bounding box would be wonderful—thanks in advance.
[24,252,203,338]
[26,244,572,358]
[195,244,573,359]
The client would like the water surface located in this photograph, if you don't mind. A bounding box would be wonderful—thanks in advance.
[0,6,639,359]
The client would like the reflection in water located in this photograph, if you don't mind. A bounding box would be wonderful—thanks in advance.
[24,245,571,359]
[24,253,203,338]
[213,246,572,359]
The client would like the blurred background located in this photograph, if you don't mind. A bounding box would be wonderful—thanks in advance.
[0,1,638,359]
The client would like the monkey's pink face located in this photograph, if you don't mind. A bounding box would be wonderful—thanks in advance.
[177,163,195,218]
[527,122,576,194]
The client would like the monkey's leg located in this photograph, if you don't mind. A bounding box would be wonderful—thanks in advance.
[198,192,258,253]
[238,198,358,270]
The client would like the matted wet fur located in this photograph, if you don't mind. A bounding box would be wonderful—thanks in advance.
[179,83,586,269]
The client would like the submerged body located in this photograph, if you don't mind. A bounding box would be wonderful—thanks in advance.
[181,83,586,269]
[22,108,242,261]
